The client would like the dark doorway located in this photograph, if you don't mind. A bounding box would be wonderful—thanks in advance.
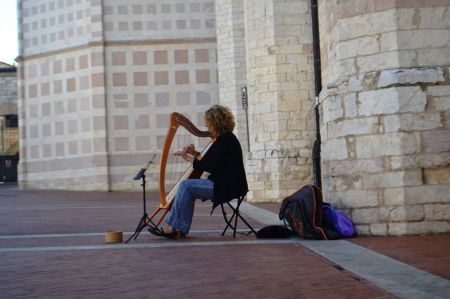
[0,155,18,182]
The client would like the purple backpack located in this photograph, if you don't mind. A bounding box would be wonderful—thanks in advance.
[321,203,356,238]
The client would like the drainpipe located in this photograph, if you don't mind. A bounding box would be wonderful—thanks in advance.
[310,0,322,188]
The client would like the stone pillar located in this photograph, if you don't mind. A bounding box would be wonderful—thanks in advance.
[244,0,316,202]
[215,0,249,153]
[318,0,450,235]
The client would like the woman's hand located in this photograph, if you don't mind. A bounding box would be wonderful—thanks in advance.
[174,144,199,163]
[185,144,200,158]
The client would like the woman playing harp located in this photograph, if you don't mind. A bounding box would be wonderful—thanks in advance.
[149,105,248,239]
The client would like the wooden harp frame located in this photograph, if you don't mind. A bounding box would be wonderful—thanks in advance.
[147,112,212,228]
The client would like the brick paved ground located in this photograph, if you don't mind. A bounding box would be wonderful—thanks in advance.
[351,235,450,281]
[0,183,448,298]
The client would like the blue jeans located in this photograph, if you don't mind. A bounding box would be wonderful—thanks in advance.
[166,179,214,235]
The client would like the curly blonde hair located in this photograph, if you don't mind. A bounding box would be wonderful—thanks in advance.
[204,105,235,135]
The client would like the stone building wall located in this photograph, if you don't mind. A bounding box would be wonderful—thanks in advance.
[243,0,317,202]
[215,0,248,153]
[318,0,450,235]
[0,63,18,116]
[17,0,450,235]
[0,63,18,160]
[18,0,218,191]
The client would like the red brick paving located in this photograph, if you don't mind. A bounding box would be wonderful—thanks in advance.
[0,244,394,298]
[1,183,448,298]
[351,235,450,280]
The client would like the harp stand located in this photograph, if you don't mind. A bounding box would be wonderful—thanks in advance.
[125,154,157,244]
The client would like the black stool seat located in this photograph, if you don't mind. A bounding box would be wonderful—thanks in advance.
[220,195,256,237]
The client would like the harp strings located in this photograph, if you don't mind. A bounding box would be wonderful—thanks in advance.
[165,127,195,194]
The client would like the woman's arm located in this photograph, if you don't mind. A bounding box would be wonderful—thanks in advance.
[193,134,228,173]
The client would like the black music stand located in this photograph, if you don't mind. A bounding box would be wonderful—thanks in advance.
[125,154,157,244]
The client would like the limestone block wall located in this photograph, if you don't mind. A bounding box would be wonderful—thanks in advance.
[0,69,17,116]
[244,0,316,202]
[215,0,249,153]
[318,0,450,235]
[18,0,218,191]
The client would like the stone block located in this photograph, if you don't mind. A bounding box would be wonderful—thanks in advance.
[418,48,450,66]
[389,205,424,222]
[322,138,348,160]
[357,51,415,74]
[383,115,401,133]
[430,96,450,111]
[388,221,450,236]
[334,57,357,79]
[322,95,343,122]
[427,86,450,97]
[355,225,370,236]
[397,30,450,50]
[404,185,450,204]
[329,158,384,176]
[425,204,450,220]
[326,77,349,93]
[343,93,357,118]
[356,132,420,158]
[378,67,445,88]
[335,10,396,41]
[384,187,405,206]
[362,170,423,189]
[424,168,450,184]
[359,87,427,116]
[423,130,450,153]
[419,7,450,29]
[352,208,379,224]
[328,117,378,138]
[331,174,363,192]
[369,223,388,236]
[388,155,418,170]
[332,190,379,208]
[386,223,406,236]
[336,36,379,60]
[416,153,450,169]
[380,31,398,52]
[399,113,442,131]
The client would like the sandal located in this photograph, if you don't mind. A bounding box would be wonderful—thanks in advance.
[148,226,185,240]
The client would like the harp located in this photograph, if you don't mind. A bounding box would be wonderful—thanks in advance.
[147,112,212,229]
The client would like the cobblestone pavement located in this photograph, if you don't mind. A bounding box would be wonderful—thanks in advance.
[0,183,449,298]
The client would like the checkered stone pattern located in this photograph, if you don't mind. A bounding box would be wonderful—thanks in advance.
[103,1,216,40]
[105,44,218,190]
[17,0,218,191]
[19,0,91,57]
[18,46,110,190]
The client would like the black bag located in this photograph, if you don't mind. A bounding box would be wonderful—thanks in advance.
[256,225,292,239]
[279,185,341,240]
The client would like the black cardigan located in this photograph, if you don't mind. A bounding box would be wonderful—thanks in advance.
[193,132,248,208]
